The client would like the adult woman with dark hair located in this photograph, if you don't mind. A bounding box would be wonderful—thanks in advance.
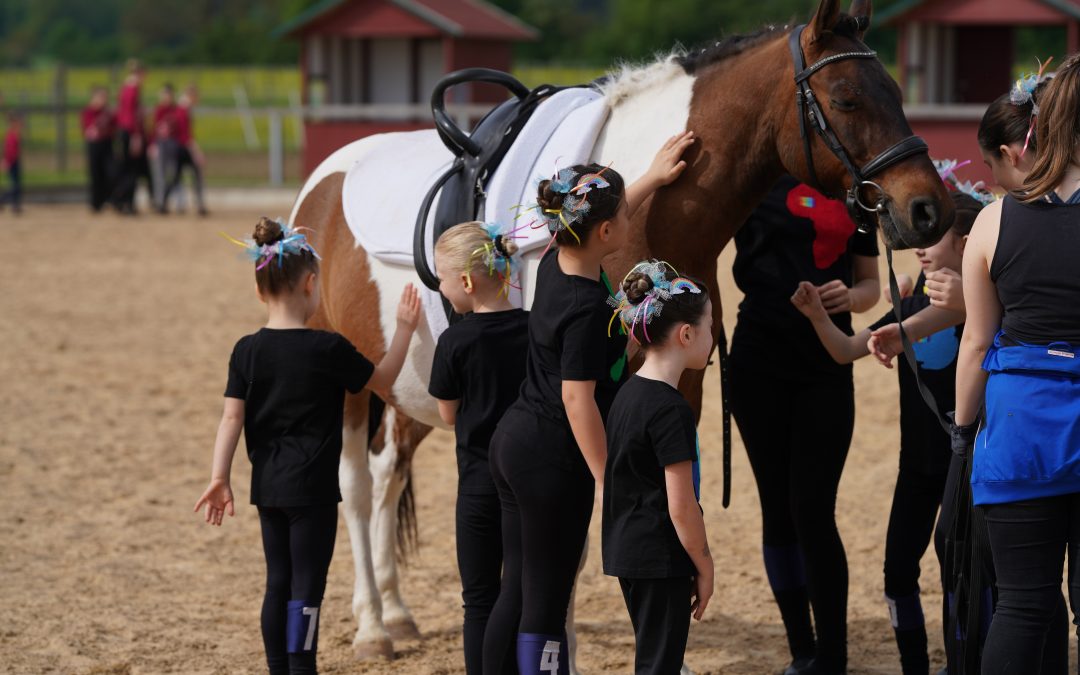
[729,175,880,675]
[953,53,1080,673]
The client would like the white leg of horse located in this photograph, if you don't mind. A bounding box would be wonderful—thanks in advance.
[369,408,420,640]
[566,532,589,675]
[340,423,394,659]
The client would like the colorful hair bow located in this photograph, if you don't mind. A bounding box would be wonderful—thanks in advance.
[1011,56,1054,157]
[220,218,321,270]
[511,165,615,257]
[933,158,997,207]
[606,260,702,343]
[466,222,522,297]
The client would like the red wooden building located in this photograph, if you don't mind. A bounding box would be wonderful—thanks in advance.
[276,0,538,174]
[880,0,1080,186]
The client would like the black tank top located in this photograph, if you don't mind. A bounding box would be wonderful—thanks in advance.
[991,195,1080,345]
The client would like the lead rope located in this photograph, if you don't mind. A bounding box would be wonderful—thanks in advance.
[718,324,732,508]
[885,246,950,432]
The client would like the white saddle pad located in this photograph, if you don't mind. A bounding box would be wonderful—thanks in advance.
[341,86,610,340]
[343,87,609,265]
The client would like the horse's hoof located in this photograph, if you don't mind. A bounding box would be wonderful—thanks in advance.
[386,617,421,640]
[353,636,394,660]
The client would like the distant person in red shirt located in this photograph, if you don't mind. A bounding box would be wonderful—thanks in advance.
[150,83,179,212]
[164,84,207,216]
[82,86,115,212]
[1,113,22,214]
[111,58,150,215]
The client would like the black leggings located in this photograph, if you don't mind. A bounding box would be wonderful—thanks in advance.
[483,425,594,675]
[258,504,338,675]
[730,359,853,671]
[457,492,503,675]
[883,461,947,675]
[935,452,1069,674]
[980,495,1080,675]
[619,577,692,675]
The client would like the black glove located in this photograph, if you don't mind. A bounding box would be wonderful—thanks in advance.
[946,411,978,456]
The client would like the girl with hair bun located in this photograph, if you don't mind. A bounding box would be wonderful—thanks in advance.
[977,66,1052,193]
[428,221,529,674]
[602,261,715,674]
[195,217,421,674]
[483,131,696,675]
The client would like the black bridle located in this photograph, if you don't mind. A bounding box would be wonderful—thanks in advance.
[788,24,930,231]
[790,22,951,436]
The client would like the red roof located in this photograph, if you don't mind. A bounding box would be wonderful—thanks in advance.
[276,0,538,41]
[879,0,1080,25]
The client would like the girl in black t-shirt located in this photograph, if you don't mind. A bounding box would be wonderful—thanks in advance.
[194,217,421,675]
[602,261,714,675]
[427,221,529,675]
[483,132,696,675]
[729,175,880,675]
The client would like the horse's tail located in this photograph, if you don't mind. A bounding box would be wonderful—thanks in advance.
[396,464,418,563]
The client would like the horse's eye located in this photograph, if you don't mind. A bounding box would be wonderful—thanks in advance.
[830,98,858,112]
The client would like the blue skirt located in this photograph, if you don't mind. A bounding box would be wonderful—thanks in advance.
[972,332,1080,505]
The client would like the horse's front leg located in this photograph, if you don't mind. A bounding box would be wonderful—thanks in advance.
[340,419,394,659]
[369,407,421,640]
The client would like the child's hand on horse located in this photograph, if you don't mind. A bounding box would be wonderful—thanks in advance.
[816,279,853,315]
[867,324,903,369]
[644,130,696,187]
[790,281,828,321]
[926,268,964,313]
[397,284,422,332]
[883,273,914,304]
[194,478,235,526]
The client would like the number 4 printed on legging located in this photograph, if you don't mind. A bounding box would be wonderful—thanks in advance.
[540,640,560,673]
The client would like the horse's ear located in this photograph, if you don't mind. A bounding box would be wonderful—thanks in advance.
[810,0,841,41]
[850,0,872,39]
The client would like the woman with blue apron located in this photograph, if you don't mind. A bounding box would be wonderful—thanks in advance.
[953,54,1080,674]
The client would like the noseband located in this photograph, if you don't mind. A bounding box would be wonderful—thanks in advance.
[789,24,929,231]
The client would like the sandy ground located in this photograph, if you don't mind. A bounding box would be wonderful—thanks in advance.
[1,206,1069,674]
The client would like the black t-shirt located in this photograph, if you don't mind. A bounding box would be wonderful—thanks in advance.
[428,309,529,495]
[869,275,963,474]
[224,328,374,507]
[603,376,699,579]
[501,249,629,460]
[732,175,880,381]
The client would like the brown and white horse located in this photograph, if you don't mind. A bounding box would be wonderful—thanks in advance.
[290,0,954,661]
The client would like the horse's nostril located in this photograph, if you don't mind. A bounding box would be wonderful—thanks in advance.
[910,198,938,234]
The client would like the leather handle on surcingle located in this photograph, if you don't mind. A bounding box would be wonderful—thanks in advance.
[414,163,462,291]
[431,68,531,158]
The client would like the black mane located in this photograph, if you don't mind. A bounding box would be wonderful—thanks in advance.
[676,15,864,74]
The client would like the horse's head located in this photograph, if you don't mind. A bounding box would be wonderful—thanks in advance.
[778,0,954,249]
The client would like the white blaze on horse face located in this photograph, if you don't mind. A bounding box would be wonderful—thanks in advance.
[365,256,444,429]
[594,57,695,183]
